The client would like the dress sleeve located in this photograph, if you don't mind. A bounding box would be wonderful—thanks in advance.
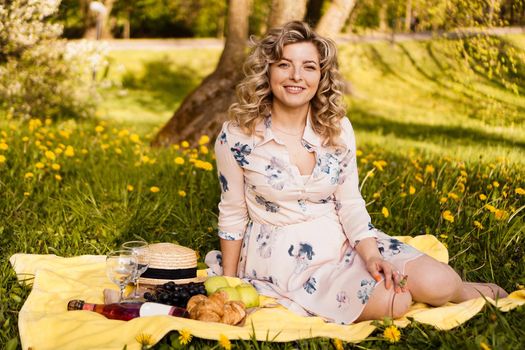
[214,122,249,241]
[334,118,377,248]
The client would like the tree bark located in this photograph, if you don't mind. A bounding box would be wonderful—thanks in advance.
[151,0,250,147]
[404,0,412,32]
[315,0,357,38]
[305,0,325,27]
[267,0,308,29]
[83,0,115,39]
[379,2,388,32]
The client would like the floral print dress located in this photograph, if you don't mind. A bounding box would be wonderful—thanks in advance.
[205,114,423,324]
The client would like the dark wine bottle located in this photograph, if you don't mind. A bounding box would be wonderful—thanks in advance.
[67,300,189,321]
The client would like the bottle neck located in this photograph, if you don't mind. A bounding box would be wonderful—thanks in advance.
[82,303,96,311]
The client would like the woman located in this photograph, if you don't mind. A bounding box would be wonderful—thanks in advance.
[207,21,507,324]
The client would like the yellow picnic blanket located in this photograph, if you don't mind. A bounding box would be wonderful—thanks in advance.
[9,235,525,350]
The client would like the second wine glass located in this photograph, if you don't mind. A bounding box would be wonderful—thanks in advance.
[121,240,150,300]
[106,250,137,303]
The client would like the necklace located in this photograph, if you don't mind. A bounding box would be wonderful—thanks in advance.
[272,124,305,137]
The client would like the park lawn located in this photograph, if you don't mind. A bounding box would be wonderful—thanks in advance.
[1,35,524,349]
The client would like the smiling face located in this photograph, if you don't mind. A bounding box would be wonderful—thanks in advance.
[269,42,321,112]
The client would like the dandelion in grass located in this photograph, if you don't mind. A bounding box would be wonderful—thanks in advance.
[22,136,29,142]
[135,332,154,348]
[474,221,484,230]
[95,125,105,133]
[178,328,192,345]
[130,134,141,143]
[383,325,401,343]
[373,160,387,171]
[448,192,459,200]
[55,174,62,181]
[439,197,447,203]
[200,145,209,154]
[81,149,88,154]
[150,186,160,193]
[479,341,491,350]
[516,188,525,195]
[409,186,416,195]
[127,185,134,192]
[494,209,507,220]
[115,148,122,155]
[218,334,231,350]
[373,192,380,199]
[356,149,363,157]
[178,190,186,197]
[493,181,500,188]
[0,142,8,151]
[65,146,75,157]
[484,204,497,213]
[51,163,60,171]
[198,135,210,145]
[0,155,7,164]
[442,210,454,223]
[174,157,185,165]
[24,192,30,197]
[24,172,34,179]
[332,338,344,350]
[45,151,56,161]
[55,148,63,155]
[479,194,487,200]
[181,141,190,148]
[382,207,389,218]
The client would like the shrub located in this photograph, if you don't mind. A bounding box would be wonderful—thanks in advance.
[0,0,107,120]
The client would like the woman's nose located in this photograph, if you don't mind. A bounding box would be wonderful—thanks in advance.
[291,67,302,81]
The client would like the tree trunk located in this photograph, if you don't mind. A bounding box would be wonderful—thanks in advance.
[83,0,115,39]
[379,2,388,32]
[315,0,357,38]
[404,0,412,32]
[267,0,308,29]
[151,0,250,147]
[305,0,324,27]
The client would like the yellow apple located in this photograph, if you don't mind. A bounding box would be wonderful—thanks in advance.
[204,276,230,295]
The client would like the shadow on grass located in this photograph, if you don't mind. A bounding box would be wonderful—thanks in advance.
[349,105,525,150]
[121,56,204,111]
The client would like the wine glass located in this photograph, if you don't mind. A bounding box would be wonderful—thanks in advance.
[106,250,138,303]
[121,240,150,300]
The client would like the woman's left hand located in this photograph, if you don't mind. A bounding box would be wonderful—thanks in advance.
[365,256,407,293]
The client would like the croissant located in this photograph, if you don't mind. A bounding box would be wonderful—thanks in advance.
[186,292,247,326]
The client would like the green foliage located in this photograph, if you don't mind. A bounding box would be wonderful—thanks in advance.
[0,0,105,121]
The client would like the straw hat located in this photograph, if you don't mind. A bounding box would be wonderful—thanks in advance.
[139,243,206,285]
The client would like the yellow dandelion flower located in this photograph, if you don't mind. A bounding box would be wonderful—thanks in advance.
[45,150,56,161]
[415,174,424,183]
[440,197,448,203]
[55,147,63,155]
[141,155,151,163]
[65,146,75,157]
[442,210,454,223]
[382,207,389,218]
[135,332,154,347]
[0,142,8,151]
[22,136,29,142]
[474,220,484,229]
[516,188,525,195]
[200,145,209,154]
[81,149,88,154]
[373,160,387,171]
[356,149,363,157]
[425,164,435,174]
[332,338,344,350]
[360,158,368,164]
[95,125,105,133]
[55,174,62,181]
[118,129,129,138]
[383,325,401,343]
[59,130,71,139]
[409,186,416,195]
[178,329,192,345]
[173,144,180,150]
[181,140,190,148]
[115,148,122,155]
[174,157,185,165]
[373,192,380,198]
[24,172,34,179]
[484,204,497,213]
[494,209,507,220]
[51,163,61,171]
[198,135,210,145]
[479,341,491,350]
[28,118,42,131]
[101,143,110,150]
[178,190,187,197]
[0,155,6,164]
[129,134,141,143]
[448,192,459,200]
[127,185,134,192]
[24,192,30,197]
[218,334,231,350]
[150,186,160,193]
[45,118,52,126]
[479,194,487,200]
[457,182,465,193]
[36,162,45,169]
[460,170,468,177]
[493,181,500,188]
[400,192,407,197]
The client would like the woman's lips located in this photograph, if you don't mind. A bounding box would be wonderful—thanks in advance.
[284,86,306,94]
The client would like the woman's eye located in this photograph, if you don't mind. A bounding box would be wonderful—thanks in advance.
[305,65,316,70]
[278,63,289,68]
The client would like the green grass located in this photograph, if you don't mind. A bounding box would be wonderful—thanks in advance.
[1,35,525,349]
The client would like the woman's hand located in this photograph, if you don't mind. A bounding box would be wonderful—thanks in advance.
[365,256,407,293]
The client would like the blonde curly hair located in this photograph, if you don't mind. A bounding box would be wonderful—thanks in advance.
[229,21,347,146]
